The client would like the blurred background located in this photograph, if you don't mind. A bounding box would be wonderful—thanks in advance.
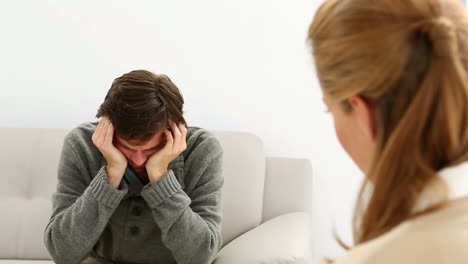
[2,0,377,263]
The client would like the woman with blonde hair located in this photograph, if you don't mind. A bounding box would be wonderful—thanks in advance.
[308,0,468,262]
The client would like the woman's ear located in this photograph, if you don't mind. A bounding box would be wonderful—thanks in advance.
[349,96,378,142]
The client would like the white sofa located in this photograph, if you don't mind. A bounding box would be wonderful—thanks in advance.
[0,127,312,264]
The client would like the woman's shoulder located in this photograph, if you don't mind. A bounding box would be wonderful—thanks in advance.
[335,198,468,264]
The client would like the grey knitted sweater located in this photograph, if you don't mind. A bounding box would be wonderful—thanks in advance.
[44,122,224,264]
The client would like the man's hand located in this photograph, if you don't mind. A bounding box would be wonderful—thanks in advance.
[92,116,128,189]
[146,122,188,184]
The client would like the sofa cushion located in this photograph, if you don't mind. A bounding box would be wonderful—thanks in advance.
[214,212,312,264]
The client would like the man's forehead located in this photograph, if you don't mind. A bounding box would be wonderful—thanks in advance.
[115,132,164,147]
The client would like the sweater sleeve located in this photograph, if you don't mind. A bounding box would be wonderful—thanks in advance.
[140,134,224,264]
[44,136,128,264]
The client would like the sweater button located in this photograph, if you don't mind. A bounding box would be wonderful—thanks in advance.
[129,226,140,236]
[131,206,142,216]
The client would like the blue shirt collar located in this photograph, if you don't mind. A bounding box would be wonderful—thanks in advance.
[124,167,145,187]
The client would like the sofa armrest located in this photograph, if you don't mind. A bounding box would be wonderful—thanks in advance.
[213,212,311,264]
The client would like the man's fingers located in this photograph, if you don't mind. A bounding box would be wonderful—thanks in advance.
[171,121,182,153]
[93,118,106,146]
[163,130,174,152]
[179,123,187,151]
[99,118,109,146]
[94,117,113,150]
[92,121,100,144]
[104,118,114,148]
[94,117,105,135]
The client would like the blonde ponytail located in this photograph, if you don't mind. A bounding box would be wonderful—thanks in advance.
[309,0,468,245]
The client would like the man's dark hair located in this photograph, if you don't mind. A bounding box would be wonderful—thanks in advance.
[96,70,186,142]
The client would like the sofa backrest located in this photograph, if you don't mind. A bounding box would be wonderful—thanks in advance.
[262,157,312,223]
[0,128,68,259]
[0,127,267,259]
[211,131,266,245]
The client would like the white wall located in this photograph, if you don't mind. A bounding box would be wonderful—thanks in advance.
[0,1,363,263]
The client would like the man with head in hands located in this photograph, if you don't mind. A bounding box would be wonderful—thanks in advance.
[44,70,224,264]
